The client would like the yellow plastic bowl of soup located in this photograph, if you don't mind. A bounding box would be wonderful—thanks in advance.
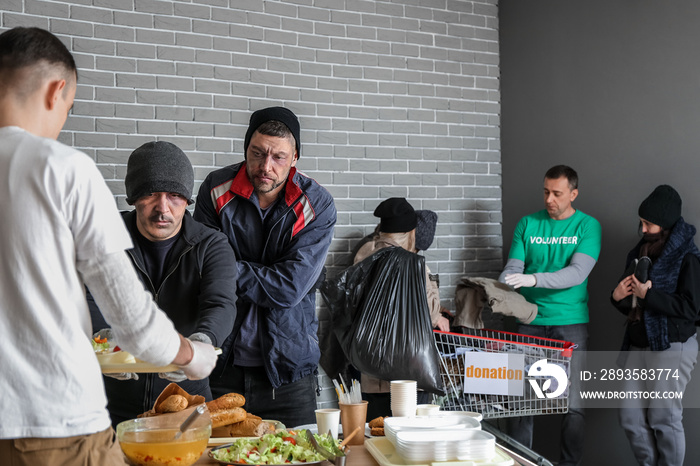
[116,406,212,466]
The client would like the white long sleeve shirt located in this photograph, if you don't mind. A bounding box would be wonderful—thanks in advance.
[0,127,180,439]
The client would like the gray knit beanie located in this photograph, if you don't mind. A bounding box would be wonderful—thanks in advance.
[415,210,438,251]
[125,141,194,205]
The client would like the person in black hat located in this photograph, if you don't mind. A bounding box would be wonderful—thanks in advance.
[89,141,238,426]
[194,107,337,428]
[352,197,450,420]
[611,184,700,466]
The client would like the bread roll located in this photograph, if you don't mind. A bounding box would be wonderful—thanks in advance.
[156,394,188,413]
[210,406,247,429]
[206,393,245,412]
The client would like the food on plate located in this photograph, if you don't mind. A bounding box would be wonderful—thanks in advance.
[368,416,385,428]
[91,334,137,365]
[91,335,110,353]
[370,427,385,436]
[157,394,189,414]
[212,413,276,438]
[210,430,342,464]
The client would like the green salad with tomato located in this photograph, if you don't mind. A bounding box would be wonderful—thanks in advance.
[91,335,110,353]
[211,430,341,464]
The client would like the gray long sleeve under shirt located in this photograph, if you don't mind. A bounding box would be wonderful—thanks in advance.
[498,252,597,289]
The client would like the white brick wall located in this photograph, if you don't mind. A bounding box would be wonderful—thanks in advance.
[1,0,501,307]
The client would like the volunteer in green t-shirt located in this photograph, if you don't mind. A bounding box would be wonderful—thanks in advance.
[499,165,601,466]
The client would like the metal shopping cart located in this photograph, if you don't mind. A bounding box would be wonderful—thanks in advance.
[433,328,576,420]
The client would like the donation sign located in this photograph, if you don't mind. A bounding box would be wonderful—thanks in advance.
[463,352,525,396]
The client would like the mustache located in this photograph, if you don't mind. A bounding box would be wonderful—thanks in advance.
[148,214,173,224]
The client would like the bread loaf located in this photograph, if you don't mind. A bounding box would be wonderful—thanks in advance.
[206,393,245,412]
[212,414,275,437]
[210,406,247,429]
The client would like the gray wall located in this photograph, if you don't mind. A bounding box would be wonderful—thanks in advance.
[1,0,503,411]
[0,0,502,309]
[500,1,700,464]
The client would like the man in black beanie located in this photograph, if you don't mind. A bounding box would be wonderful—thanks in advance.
[89,141,238,426]
[194,107,337,427]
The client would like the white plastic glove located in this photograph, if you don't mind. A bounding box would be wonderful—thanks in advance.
[106,372,140,381]
[180,339,218,380]
[505,273,537,289]
[159,332,212,382]
[93,328,139,381]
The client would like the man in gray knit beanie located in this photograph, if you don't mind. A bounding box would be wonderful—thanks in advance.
[125,141,194,206]
[90,140,238,423]
[124,141,194,242]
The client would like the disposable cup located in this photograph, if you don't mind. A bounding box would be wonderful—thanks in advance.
[315,408,341,439]
[416,404,440,416]
[339,401,368,445]
[391,404,417,417]
[391,380,417,417]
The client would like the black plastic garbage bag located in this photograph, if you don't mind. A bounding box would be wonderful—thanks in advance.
[320,246,444,395]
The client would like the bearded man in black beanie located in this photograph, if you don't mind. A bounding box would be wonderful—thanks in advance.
[89,141,238,426]
[612,184,700,466]
[194,107,337,427]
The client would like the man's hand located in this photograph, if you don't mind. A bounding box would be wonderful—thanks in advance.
[505,273,537,289]
[161,333,212,382]
[178,338,218,380]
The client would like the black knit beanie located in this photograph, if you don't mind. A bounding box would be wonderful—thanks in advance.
[374,198,417,233]
[638,184,682,229]
[125,141,194,205]
[415,210,438,251]
[244,106,301,158]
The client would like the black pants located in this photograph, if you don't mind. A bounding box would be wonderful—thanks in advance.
[211,365,318,429]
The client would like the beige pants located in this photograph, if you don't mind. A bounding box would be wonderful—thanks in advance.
[0,427,126,466]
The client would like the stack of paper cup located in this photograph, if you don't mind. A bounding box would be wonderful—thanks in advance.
[390,380,417,417]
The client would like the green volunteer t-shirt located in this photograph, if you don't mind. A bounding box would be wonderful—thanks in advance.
[508,209,602,325]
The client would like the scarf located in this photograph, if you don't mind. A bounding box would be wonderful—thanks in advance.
[622,217,700,351]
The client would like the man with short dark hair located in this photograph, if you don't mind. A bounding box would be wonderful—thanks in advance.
[194,107,337,427]
[90,141,238,426]
[0,27,217,464]
[499,165,601,466]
